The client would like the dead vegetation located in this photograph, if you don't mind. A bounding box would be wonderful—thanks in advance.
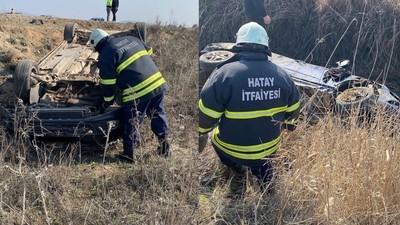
[277,110,400,224]
[190,107,400,224]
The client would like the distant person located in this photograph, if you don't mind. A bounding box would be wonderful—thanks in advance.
[243,0,271,26]
[11,8,15,14]
[106,0,112,21]
[111,0,119,21]
[89,29,170,162]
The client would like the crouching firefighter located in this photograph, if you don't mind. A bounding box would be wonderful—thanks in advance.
[90,29,170,162]
[198,22,300,189]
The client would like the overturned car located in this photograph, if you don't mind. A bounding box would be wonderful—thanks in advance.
[199,43,400,122]
[0,23,146,145]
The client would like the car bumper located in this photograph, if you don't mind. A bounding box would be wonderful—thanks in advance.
[0,105,124,144]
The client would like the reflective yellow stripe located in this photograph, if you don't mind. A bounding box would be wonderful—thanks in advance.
[212,127,281,152]
[116,50,148,74]
[212,129,279,160]
[198,99,223,119]
[101,78,116,85]
[122,78,166,102]
[122,72,162,95]
[225,106,287,119]
[287,101,300,112]
[147,48,153,56]
[284,118,299,124]
[198,127,213,133]
[104,95,115,102]
[213,140,279,160]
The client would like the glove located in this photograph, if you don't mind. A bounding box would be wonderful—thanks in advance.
[198,133,209,153]
[99,102,109,114]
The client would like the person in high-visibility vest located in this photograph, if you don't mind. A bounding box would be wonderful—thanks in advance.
[89,29,170,162]
[199,22,300,190]
[106,0,112,21]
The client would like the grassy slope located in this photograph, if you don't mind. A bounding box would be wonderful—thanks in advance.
[0,14,202,224]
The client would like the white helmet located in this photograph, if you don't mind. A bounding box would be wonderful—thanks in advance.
[236,22,269,47]
[89,29,109,49]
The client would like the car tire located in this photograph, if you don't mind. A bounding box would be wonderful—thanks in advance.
[13,60,39,104]
[199,50,235,77]
[335,86,377,117]
[199,65,208,93]
[64,22,78,43]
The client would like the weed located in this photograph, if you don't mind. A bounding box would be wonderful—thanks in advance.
[7,34,17,45]
[19,36,28,47]
[42,38,53,51]
[0,51,12,63]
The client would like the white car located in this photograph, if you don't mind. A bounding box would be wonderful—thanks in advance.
[199,42,400,121]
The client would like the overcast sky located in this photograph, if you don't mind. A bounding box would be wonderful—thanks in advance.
[0,0,198,26]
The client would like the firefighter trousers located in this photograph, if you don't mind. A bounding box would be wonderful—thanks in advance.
[122,93,169,155]
[212,143,274,184]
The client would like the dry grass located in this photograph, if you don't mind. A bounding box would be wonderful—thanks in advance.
[0,15,201,224]
[276,109,400,224]
[1,84,400,223]
[191,107,400,224]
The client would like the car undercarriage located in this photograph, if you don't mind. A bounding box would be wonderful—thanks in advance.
[0,22,146,144]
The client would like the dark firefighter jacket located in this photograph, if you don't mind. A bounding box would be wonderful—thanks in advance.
[199,51,300,161]
[96,36,168,107]
[112,0,119,9]
[244,0,267,25]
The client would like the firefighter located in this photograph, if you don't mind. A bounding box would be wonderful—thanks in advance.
[89,29,170,162]
[198,22,300,188]
[106,0,112,21]
[243,0,271,26]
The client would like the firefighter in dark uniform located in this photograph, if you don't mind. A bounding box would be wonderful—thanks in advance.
[89,29,170,161]
[111,0,119,21]
[199,22,300,187]
[243,0,271,26]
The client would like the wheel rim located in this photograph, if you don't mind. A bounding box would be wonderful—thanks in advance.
[337,87,370,103]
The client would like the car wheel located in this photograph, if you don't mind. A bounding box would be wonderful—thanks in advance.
[64,22,78,43]
[199,50,235,77]
[13,60,39,104]
[335,86,377,117]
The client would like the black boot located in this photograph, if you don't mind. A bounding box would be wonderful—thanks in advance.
[226,165,247,197]
[118,145,135,163]
[157,137,170,157]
